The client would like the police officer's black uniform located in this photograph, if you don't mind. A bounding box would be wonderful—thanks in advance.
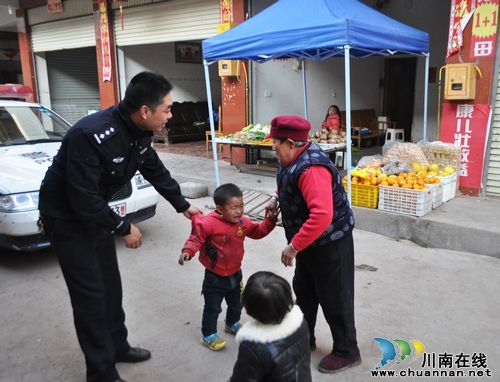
[39,103,190,382]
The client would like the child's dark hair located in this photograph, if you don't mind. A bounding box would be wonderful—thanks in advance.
[242,271,294,325]
[213,183,243,206]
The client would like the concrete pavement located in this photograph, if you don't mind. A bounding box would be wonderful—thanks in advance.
[1,196,499,381]
[157,150,500,258]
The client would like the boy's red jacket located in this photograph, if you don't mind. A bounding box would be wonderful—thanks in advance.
[182,211,276,276]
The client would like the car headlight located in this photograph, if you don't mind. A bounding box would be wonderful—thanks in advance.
[0,192,39,212]
[134,174,152,190]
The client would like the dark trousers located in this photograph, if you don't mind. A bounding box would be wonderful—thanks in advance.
[201,269,243,337]
[43,216,130,382]
[293,231,359,357]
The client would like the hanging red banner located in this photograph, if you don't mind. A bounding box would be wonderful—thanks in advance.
[447,0,476,57]
[220,0,232,23]
[470,0,499,57]
[440,103,491,189]
[99,0,112,82]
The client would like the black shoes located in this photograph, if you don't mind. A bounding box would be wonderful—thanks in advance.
[116,347,151,363]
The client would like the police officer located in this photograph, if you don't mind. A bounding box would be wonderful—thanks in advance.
[39,72,202,382]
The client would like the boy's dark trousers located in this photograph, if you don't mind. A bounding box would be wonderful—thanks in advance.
[293,231,359,357]
[42,216,130,382]
[202,269,243,337]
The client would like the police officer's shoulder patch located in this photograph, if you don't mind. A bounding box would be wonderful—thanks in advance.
[92,126,118,145]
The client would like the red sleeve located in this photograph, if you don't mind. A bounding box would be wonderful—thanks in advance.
[244,215,276,240]
[291,166,333,251]
[181,215,208,258]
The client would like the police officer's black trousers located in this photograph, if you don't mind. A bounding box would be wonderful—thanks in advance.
[43,217,130,382]
[293,231,359,357]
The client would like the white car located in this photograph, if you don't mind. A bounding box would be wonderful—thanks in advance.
[0,99,159,251]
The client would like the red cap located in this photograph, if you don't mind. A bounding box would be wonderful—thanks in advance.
[270,115,311,141]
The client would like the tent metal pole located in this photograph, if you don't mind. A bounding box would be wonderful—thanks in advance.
[301,60,308,119]
[203,60,221,187]
[344,46,352,205]
[423,53,430,143]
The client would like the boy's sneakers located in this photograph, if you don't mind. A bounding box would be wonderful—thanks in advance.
[224,321,242,335]
[201,334,226,351]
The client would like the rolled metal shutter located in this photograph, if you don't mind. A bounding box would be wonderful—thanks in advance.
[486,68,500,196]
[113,0,219,46]
[46,48,100,125]
[31,16,95,53]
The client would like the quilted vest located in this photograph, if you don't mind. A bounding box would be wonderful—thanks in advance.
[277,143,355,247]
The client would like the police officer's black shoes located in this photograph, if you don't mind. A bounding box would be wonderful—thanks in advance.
[116,347,151,363]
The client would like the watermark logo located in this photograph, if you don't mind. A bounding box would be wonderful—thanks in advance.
[372,338,492,378]
[374,338,425,369]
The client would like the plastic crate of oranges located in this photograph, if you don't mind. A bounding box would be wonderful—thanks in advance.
[342,168,379,209]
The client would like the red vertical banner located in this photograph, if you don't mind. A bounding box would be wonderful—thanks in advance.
[440,103,491,189]
[220,0,233,23]
[447,0,476,57]
[99,0,112,82]
[470,0,499,57]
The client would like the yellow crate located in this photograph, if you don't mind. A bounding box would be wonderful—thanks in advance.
[343,182,379,208]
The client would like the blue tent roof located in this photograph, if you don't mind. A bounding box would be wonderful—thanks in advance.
[203,0,429,62]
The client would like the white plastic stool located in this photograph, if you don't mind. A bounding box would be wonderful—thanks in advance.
[385,128,404,143]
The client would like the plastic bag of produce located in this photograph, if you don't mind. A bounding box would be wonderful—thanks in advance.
[357,154,385,168]
[383,142,429,165]
[382,160,413,175]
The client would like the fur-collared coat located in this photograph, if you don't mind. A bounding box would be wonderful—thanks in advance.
[229,305,312,382]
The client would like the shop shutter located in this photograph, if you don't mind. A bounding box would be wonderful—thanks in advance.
[113,0,219,46]
[46,48,100,125]
[486,67,500,197]
[31,16,95,53]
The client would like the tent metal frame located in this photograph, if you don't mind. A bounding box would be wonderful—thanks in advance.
[203,49,430,204]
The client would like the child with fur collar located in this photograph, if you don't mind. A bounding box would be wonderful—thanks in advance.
[229,272,312,382]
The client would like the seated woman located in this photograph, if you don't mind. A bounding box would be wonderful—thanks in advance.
[321,105,341,133]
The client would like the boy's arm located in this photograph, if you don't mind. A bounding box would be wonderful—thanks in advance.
[181,216,208,258]
[244,215,276,240]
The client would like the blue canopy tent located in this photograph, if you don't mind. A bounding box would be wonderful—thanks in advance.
[202,0,430,200]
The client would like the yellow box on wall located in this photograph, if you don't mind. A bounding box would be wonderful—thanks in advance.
[216,22,237,34]
[444,63,477,100]
[218,60,240,77]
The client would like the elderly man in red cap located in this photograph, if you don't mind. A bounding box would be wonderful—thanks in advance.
[266,115,360,374]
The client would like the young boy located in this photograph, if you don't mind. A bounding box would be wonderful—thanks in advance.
[179,183,278,351]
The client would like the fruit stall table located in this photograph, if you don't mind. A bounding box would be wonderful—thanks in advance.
[215,138,347,174]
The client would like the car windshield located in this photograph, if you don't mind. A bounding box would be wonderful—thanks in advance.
[0,106,71,146]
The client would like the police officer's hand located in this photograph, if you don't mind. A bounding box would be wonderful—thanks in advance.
[178,252,192,265]
[123,224,143,249]
[182,205,203,220]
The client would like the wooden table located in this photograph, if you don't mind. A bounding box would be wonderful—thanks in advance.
[215,139,347,173]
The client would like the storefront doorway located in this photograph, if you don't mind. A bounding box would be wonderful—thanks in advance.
[383,57,417,142]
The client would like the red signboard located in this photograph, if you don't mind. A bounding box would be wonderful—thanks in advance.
[47,0,63,14]
[470,0,499,57]
[440,103,491,189]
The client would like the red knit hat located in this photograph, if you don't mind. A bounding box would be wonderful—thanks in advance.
[270,115,311,142]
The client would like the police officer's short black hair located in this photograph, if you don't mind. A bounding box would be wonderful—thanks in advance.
[213,183,243,206]
[242,271,294,325]
[123,71,173,112]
